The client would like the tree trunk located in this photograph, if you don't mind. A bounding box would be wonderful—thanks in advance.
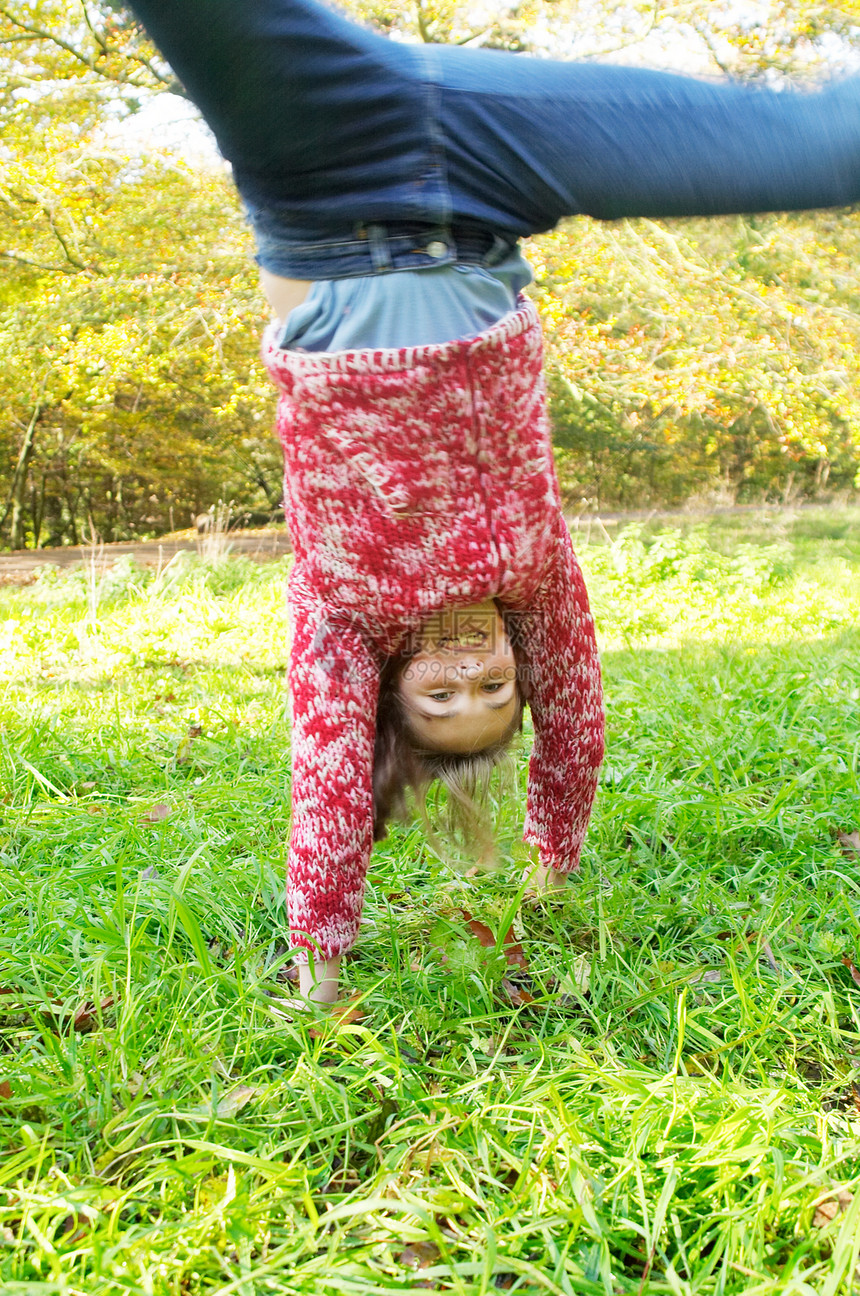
[30,477,45,548]
[4,401,42,550]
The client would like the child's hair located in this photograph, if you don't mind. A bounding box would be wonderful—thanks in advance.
[371,649,526,853]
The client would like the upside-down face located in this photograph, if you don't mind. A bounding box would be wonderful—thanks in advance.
[397,600,519,755]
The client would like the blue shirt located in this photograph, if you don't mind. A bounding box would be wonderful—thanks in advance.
[277,250,533,352]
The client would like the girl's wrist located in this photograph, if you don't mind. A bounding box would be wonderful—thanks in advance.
[299,954,342,1004]
[527,860,569,892]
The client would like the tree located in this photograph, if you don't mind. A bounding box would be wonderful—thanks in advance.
[2,0,859,547]
[0,4,286,547]
[536,211,860,506]
[0,120,280,546]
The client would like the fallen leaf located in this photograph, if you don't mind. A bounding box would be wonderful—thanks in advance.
[400,1241,441,1269]
[494,1276,517,1290]
[176,725,203,763]
[813,1190,854,1228]
[501,977,536,1008]
[461,911,494,947]
[460,911,529,970]
[688,1054,719,1075]
[308,992,365,1037]
[324,1164,361,1193]
[0,1080,12,1100]
[760,938,781,977]
[142,803,170,823]
[72,996,115,1033]
[500,924,529,970]
[59,1211,93,1244]
[837,830,860,859]
[842,955,860,989]
[558,952,592,996]
[332,999,365,1027]
[215,1085,262,1118]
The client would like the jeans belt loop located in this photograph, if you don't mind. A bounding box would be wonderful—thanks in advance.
[366,223,393,271]
[483,233,515,268]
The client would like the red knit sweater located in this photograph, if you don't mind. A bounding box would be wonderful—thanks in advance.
[262,300,604,961]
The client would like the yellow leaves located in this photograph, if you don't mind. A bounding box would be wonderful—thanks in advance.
[534,208,860,476]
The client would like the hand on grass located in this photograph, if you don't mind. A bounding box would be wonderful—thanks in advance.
[298,955,341,1005]
[523,860,570,900]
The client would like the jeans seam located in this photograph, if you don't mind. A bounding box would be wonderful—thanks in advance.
[418,43,452,228]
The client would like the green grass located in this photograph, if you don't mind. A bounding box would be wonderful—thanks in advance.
[1,512,859,1294]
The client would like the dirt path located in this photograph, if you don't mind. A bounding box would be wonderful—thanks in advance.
[2,501,855,582]
[0,531,293,581]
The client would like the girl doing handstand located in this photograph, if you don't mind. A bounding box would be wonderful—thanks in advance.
[127,0,860,1002]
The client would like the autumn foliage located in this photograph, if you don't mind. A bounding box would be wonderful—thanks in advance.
[2,1,860,549]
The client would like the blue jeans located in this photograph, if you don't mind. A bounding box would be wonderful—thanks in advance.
[128,0,860,278]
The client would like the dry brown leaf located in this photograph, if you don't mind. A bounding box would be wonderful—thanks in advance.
[176,725,203,764]
[501,978,537,1008]
[400,1240,441,1270]
[837,830,860,859]
[72,996,115,1033]
[324,1165,361,1193]
[59,1211,92,1244]
[142,803,170,823]
[760,938,781,977]
[0,1079,12,1100]
[842,956,860,988]
[461,911,495,947]
[460,911,529,970]
[813,1190,854,1228]
[501,924,529,970]
[308,992,365,1037]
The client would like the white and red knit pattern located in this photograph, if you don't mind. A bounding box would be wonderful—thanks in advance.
[262,300,604,961]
